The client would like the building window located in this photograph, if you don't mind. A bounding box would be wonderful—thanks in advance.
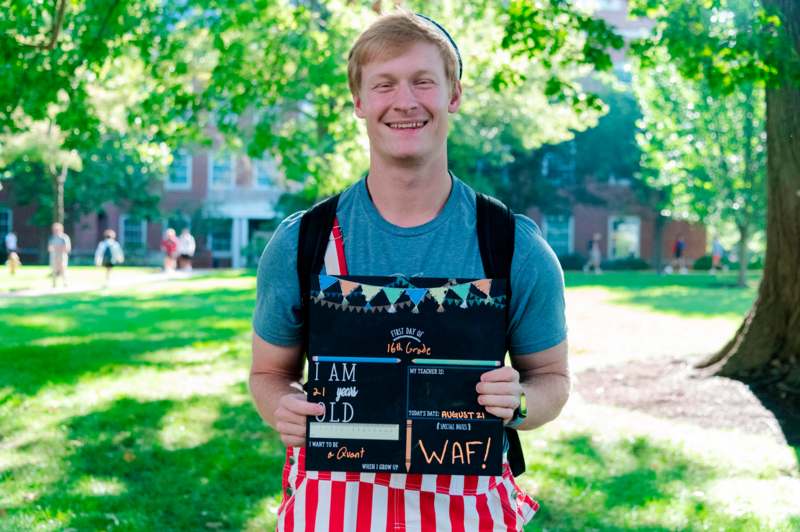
[608,215,641,259]
[120,215,147,249]
[209,153,235,189]
[543,214,574,256]
[166,150,192,190]
[540,143,576,187]
[253,157,277,189]
[0,208,11,238]
[208,218,232,256]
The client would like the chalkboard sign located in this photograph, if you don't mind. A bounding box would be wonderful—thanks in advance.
[305,275,507,476]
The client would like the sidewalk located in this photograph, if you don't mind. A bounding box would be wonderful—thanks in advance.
[1,269,212,298]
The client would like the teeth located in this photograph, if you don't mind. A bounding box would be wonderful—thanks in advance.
[389,121,425,129]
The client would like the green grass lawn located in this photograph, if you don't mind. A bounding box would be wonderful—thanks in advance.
[564,270,760,319]
[1,271,797,531]
[0,266,161,293]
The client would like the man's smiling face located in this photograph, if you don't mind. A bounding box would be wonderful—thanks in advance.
[354,41,461,165]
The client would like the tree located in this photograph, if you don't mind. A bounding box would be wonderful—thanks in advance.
[634,48,767,287]
[698,0,800,390]
[503,0,800,394]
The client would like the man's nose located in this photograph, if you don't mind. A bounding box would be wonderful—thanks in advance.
[393,82,418,112]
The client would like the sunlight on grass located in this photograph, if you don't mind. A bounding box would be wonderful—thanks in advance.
[519,396,800,529]
[3,272,796,531]
[706,477,800,521]
[158,400,221,451]
[4,314,78,332]
[72,476,127,497]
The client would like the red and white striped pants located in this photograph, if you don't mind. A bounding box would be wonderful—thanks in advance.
[276,447,538,531]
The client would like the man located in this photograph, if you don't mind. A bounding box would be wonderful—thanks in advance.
[48,223,72,288]
[250,11,569,530]
[176,227,196,271]
[94,229,125,287]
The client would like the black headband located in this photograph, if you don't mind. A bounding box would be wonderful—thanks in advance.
[415,13,463,80]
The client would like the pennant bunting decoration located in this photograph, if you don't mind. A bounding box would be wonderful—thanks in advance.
[472,279,492,297]
[339,280,359,306]
[451,283,471,308]
[406,288,427,314]
[318,274,338,292]
[310,277,506,313]
[428,286,448,313]
[361,284,382,304]
[383,287,404,313]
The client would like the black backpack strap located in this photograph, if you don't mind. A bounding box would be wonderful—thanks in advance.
[475,192,526,477]
[298,194,341,358]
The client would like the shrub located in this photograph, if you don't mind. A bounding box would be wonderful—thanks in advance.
[558,253,586,271]
[601,257,651,270]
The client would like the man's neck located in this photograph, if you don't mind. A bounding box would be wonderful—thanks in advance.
[366,154,452,228]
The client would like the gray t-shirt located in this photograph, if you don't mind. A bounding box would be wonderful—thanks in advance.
[254,177,566,355]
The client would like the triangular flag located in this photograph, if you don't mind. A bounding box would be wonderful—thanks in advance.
[361,284,381,302]
[318,274,338,291]
[429,287,448,305]
[383,287,403,305]
[451,283,471,301]
[472,279,492,297]
[406,288,427,306]
[340,280,359,297]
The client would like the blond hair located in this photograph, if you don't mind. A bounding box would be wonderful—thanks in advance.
[347,10,460,97]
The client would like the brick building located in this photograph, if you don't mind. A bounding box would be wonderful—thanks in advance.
[0,150,284,268]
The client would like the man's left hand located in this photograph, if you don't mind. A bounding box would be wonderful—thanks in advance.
[476,366,522,423]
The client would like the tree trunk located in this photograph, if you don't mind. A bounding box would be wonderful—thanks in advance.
[698,0,800,394]
[652,213,666,273]
[736,224,749,288]
[51,165,67,225]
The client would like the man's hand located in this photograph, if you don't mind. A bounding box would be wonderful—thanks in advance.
[476,366,523,424]
[274,392,325,447]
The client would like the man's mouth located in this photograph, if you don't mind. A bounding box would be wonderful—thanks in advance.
[386,120,428,130]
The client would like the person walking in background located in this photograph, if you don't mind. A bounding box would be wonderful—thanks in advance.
[94,229,125,287]
[177,228,196,271]
[5,250,21,275]
[668,234,688,274]
[4,230,17,262]
[160,228,179,272]
[48,223,72,288]
[711,235,725,273]
[583,232,603,273]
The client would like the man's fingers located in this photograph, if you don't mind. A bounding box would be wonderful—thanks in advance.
[479,366,519,383]
[476,381,521,395]
[281,434,306,447]
[282,394,325,416]
[485,406,515,421]
[477,394,519,409]
[276,421,307,438]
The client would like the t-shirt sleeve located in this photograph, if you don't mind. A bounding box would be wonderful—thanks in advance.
[252,211,305,346]
[507,215,568,355]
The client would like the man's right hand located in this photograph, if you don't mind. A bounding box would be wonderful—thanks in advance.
[274,392,325,447]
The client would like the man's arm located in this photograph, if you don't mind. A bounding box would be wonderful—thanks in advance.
[249,332,324,447]
[476,340,569,430]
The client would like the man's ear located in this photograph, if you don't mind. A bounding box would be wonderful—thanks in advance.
[354,93,365,119]
[448,80,462,113]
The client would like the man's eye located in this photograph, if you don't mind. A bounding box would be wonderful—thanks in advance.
[416,79,434,86]
[375,83,392,90]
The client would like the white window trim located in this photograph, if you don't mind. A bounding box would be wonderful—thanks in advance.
[607,215,642,259]
[165,151,192,191]
[208,153,236,190]
[252,158,276,190]
[0,207,12,235]
[542,214,575,255]
[119,214,148,248]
